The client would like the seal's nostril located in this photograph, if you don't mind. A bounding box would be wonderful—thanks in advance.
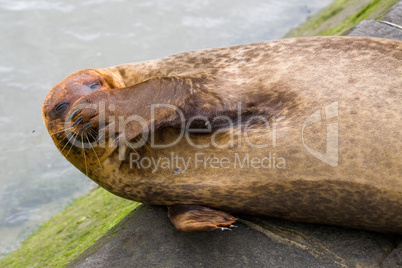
[81,122,92,131]
[72,116,84,127]
[68,109,79,121]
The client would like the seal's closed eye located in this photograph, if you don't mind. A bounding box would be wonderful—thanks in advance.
[89,83,100,91]
[54,101,69,116]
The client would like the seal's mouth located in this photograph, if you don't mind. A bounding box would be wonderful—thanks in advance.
[65,123,100,147]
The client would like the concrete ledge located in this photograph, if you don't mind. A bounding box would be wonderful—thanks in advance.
[343,0,402,40]
[67,205,400,268]
[344,20,402,40]
[383,0,402,24]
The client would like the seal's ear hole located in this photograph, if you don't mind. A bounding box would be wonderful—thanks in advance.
[54,101,70,116]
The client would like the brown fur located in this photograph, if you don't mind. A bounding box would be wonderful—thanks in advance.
[42,36,402,233]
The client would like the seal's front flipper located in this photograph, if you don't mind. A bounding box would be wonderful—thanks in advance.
[167,205,237,232]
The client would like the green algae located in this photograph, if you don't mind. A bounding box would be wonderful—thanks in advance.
[0,188,139,268]
[285,0,398,37]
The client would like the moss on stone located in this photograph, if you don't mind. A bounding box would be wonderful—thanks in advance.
[0,188,139,268]
[285,0,398,37]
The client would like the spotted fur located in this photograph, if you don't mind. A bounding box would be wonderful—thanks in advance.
[42,36,402,233]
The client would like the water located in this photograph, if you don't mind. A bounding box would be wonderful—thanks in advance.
[0,0,332,258]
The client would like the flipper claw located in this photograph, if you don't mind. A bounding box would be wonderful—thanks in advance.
[208,227,233,232]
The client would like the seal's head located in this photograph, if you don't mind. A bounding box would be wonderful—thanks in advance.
[42,69,124,159]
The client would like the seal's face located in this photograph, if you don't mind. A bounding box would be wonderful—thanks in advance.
[42,69,125,165]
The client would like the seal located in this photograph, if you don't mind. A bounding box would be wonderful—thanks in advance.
[42,36,402,233]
